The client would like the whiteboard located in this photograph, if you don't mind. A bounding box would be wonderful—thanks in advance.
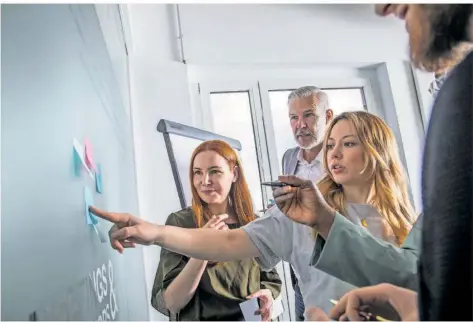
[2,5,147,321]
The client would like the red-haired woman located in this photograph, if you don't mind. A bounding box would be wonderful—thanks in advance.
[151,140,282,321]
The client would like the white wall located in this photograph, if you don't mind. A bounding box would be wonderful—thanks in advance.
[178,4,409,64]
[125,4,192,321]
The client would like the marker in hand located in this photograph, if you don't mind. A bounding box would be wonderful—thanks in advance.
[261,181,296,187]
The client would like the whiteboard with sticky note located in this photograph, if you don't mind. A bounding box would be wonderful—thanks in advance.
[2,4,147,321]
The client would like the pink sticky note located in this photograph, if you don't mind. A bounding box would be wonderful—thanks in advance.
[84,138,97,172]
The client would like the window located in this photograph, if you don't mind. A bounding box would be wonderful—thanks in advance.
[208,92,264,212]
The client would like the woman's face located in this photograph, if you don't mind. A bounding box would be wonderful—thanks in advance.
[326,120,369,186]
[192,151,237,205]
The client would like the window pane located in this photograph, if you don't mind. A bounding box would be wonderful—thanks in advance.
[268,90,295,173]
[324,88,365,115]
[268,88,365,172]
[209,92,263,212]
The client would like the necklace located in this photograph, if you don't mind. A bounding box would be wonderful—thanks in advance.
[348,203,369,228]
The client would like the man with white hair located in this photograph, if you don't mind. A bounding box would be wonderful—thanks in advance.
[280,86,333,321]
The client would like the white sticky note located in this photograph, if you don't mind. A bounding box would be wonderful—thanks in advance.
[271,295,284,319]
[73,138,86,163]
[239,298,261,321]
[73,138,94,179]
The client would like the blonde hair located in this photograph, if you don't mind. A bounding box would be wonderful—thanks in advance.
[317,111,416,245]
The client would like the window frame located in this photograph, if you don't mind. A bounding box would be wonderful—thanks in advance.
[198,80,272,196]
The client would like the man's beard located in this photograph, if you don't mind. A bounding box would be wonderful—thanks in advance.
[411,4,472,72]
[295,131,320,150]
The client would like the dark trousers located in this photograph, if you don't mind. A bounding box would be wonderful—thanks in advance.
[294,283,305,321]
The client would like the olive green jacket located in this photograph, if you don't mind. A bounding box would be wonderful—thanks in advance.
[151,208,282,321]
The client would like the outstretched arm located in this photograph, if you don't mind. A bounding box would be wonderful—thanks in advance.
[89,206,260,261]
[156,225,260,261]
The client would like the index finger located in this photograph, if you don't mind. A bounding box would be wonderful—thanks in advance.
[273,185,296,198]
[329,292,352,319]
[89,206,130,224]
[247,290,262,299]
[330,287,379,321]
[215,213,229,223]
[278,175,305,186]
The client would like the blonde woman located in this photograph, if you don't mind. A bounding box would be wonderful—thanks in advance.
[91,111,418,317]
[316,111,416,245]
[274,112,421,292]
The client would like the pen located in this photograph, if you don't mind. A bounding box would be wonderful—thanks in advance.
[329,299,389,321]
[261,181,296,187]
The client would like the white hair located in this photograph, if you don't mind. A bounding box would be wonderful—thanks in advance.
[287,86,329,112]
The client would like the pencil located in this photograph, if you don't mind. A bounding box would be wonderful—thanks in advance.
[329,299,389,321]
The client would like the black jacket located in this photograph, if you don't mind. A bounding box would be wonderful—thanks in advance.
[419,51,472,320]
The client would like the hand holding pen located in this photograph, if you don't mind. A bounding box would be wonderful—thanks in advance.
[304,284,418,321]
[263,175,336,238]
[328,284,418,321]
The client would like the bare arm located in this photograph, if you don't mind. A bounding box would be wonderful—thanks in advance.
[155,226,261,261]
[88,206,262,260]
[162,258,208,314]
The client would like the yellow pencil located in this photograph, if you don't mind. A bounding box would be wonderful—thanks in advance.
[330,299,389,321]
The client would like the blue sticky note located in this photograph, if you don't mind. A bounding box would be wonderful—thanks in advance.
[95,164,103,194]
[84,186,98,225]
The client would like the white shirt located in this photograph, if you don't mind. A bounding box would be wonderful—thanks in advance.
[242,203,397,316]
[294,149,324,183]
[292,149,324,285]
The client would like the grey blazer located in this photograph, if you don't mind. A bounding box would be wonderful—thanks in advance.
[281,147,302,290]
[281,147,300,176]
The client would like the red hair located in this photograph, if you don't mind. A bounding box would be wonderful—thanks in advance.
[189,140,256,228]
